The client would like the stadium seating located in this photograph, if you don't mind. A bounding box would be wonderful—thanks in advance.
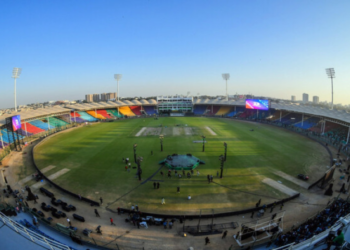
[96,110,113,119]
[86,110,106,120]
[0,141,9,149]
[16,128,32,137]
[70,112,80,118]
[70,117,86,123]
[106,109,124,118]
[77,112,98,122]
[21,122,45,135]
[29,120,53,131]
[0,129,24,143]
[228,106,245,117]
[216,106,232,116]
[207,106,221,115]
[280,113,302,125]
[143,106,157,115]
[193,105,207,115]
[47,117,69,128]
[294,117,320,129]
[226,111,237,117]
[130,106,142,115]
[119,106,135,116]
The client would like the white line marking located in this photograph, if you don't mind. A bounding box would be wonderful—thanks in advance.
[31,168,70,189]
[262,178,299,196]
[205,126,217,135]
[135,127,146,137]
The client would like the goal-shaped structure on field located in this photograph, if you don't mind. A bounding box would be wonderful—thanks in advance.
[234,211,285,247]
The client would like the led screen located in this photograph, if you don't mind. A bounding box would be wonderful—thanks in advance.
[245,99,270,110]
[12,115,22,132]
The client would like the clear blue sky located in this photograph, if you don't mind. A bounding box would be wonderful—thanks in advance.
[0,0,349,109]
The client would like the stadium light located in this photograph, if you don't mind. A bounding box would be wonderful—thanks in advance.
[12,67,22,112]
[325,68,335,110]
[114,74,122,101]
[222,73,230,101]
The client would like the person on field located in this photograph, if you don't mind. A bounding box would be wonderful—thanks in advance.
[94,209,100,217]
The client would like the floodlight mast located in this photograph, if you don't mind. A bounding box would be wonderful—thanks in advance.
[222,73,230,101]
[12,68,22,112]
[114,74,122,101]
[325,68,335,110]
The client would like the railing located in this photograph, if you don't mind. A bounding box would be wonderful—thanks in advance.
[271,213,350,250]
[0,211,73,250]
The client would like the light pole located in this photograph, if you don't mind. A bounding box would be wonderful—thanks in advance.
[224,142,227,161]
[222,73,230,101]
[12,68,22,112]
[325,68,335,110]
[159,134,164,152]
[219,155,225,178]
[137,156,143,181]
[0,132,4,149]
[114,74,122,101]
[201,135,206,152]
[133,144,137,163]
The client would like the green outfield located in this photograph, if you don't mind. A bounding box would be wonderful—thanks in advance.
[33,117,329,214]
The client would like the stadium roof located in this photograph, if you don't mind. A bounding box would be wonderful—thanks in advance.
[0,106,69,126]
[1,98,349,126]
[193,99,350,124]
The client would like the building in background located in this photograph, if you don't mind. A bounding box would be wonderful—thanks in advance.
[313,96,319,104]
[106,92,117,100]
[302,93,309,103]
[93,94,100,102]
[100,93,107,102]
[291,95,296,101]
[85,94,93,103]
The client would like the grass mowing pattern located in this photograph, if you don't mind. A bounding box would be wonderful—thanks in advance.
[34,117,329,214]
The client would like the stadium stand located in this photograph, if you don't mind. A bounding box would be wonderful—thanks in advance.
[0,129,24,143]
[70,112,80,118]
[207,105,221,115]
[29,120,52,131]
[96,110,112,119]
[106,109,124,118]
[46,117,69,128]
[17,219,77,250]
[193,105,207,115]
[0,141,9,149]
[280,113,302,125]
[294,117,320,129]
[229,106,245,117]
[143,106,157,115]
[21,122,45,135]
[215,106,231,116]
[70,117,86,123]
[77,112,98,122]
[119,106,135,116]
[130,106,142,115]
[86,110,106,120]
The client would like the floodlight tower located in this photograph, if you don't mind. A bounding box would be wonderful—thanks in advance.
[12,68,22,112]
[222,73,230,101]
[114,74,122,101]
[325,68,335,110]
